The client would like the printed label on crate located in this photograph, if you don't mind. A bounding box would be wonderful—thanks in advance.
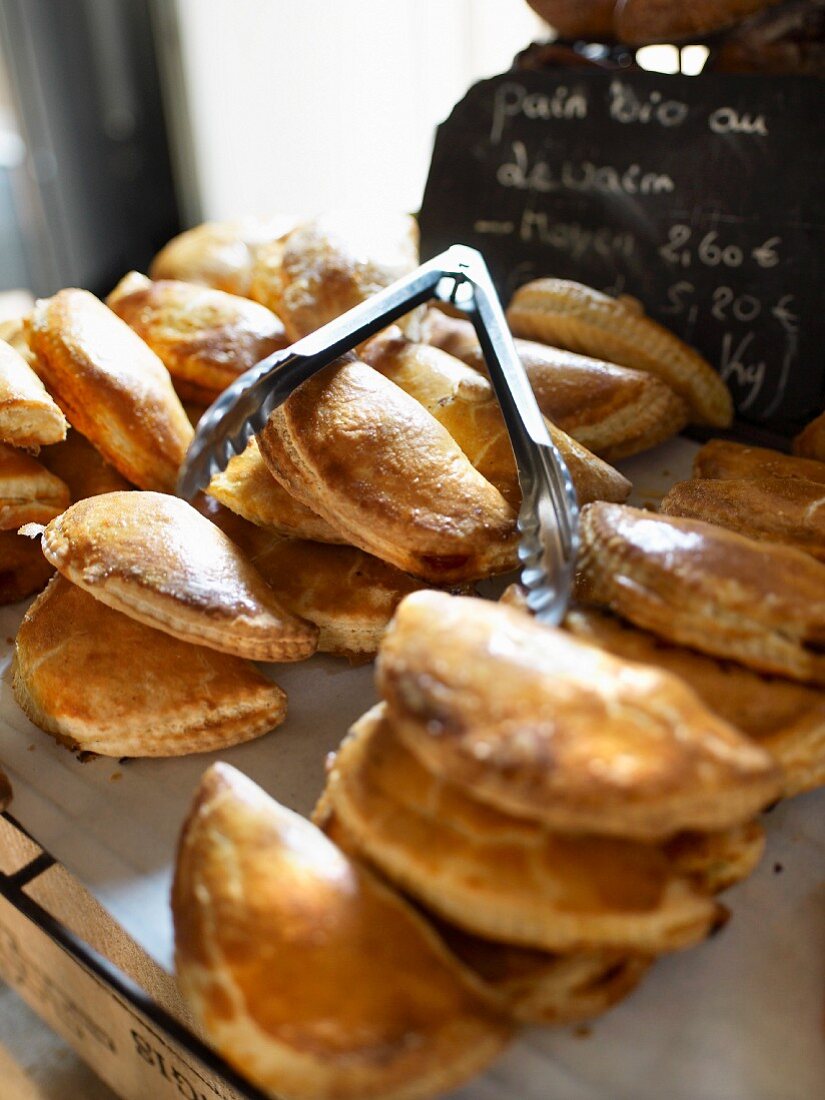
[418,69,825,437]
[0,894,245,1100]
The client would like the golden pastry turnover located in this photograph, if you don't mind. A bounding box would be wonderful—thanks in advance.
[377,592,780,839]
[362,329,631,507]
[172,762,511,1100]
[565,607,825,798]
[0,443,70,529]
[693,438,825,484]
[249,213,419,340]
[326,706,720,953]
[257,358,519,583]
[423,311,689,461]
[149,216,296,296]
[0,338,67,450]
[577,502,825,685]
[507,278,733,427]
[25,289,193,492]
[107,272,288,401]
[39,491,319,662]
[13,576,287,757]
[660,477,825,562]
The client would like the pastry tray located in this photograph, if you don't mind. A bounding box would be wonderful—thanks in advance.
[0,437,823,1100]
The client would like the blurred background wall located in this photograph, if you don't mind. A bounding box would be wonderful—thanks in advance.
[0,0,543,296]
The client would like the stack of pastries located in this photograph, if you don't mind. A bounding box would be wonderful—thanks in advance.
[0,207,823,1098]
[172,590,781,1099]
[5,212,686,759]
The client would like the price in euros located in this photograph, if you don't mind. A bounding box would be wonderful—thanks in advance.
[659,225,781,270]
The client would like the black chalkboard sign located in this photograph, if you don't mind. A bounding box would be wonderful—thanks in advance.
[419,70,825,440]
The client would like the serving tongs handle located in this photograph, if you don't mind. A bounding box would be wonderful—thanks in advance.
[177,244,578,625]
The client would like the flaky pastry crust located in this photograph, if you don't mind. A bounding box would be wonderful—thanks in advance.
[327,706,720,953]
[565,607,825,798]
[208,439,344,543]
[249,213,419,340]
[0,443,70,530]
[257,358,519,583]
[660,477,825,562]
[40,491,318,662]
[693,438,825,483]
[507,279,733,427]
[0,338,67,450]
[107,272,288,398]
[423,311,688,461]
[25,289,193,492]
[172,763,511,1100]
[13,576,287,757]
[577,502,825,685]
[377,592,779,839]
[242,528,424,657]
[362,329,630,507]
[149,216,296,296]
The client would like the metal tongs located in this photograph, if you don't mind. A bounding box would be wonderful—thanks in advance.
[177,245,578,624]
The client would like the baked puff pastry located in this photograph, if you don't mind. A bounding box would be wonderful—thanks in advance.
[257,358,519,583]
[577,502,825,685]
[0,443,70,529]
[362,329,631,507]
[422,312,689,461]
[317,799,652,1026]
[693,438,825,483]
[39,492,319,662]
[0,339,67,450]
[660,477,825,562]
[107,272,288,402]
[172,763,511,1100]
[377,592,779,839]
[208,438,345,543]
[0,530,54,605]
[242,529,425,657]
[13,576,287,757]
[25,289,193,492]
[249,213,420,341]
[794,409,825,463]
[507,279,733,427]
[565,607,825,798]
[149,216,296,297]
[325,706,720,954]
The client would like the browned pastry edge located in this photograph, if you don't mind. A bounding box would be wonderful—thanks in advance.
[660,477,825,562]
[376,591,780,840]
[172,762,512,1100]
[40,491,320,663]
[693,438,825,484]
[576,502,825,685]
[564,606,825,798]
